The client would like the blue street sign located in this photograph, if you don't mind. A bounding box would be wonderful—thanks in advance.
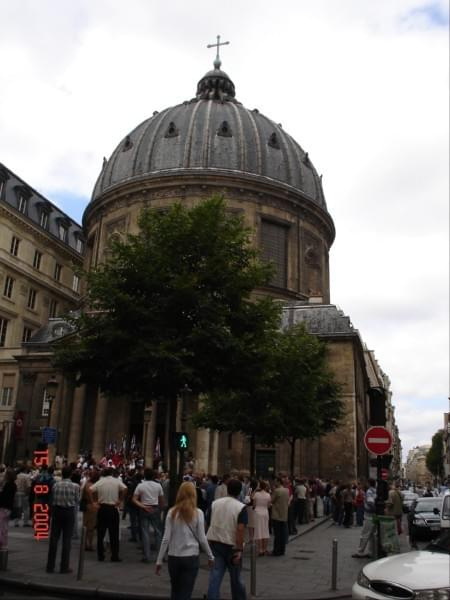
[42,427,57,444]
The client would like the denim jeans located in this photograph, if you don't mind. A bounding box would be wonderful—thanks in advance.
[140,507,163,560]
[207,541,246,600]
[167,555,199,600]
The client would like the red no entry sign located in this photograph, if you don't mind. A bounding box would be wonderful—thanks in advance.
[364,426,392,455]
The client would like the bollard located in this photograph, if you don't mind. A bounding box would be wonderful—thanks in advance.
[0,549,8,571]
[250,539,257,598]
[77,526,87,581]
[331,538,338,591]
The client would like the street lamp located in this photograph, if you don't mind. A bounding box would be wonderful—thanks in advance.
[45,376,58,424]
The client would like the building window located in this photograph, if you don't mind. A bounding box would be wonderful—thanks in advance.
[22,326,33,343]
[27,288,37,310]
[58,224,68,242]
[41,390,51,417]
[10,236,20,256]
[0,318,8,347]
[72,274,80,293]
[0,387,13,407]
[54,263,62,281]
[260,220,288,288]
[49,299,58,318]
[3,276,14,299]
[33,250,42,270]
[18,195,28,214]
[75,238,84,253]
[40,211,49,229]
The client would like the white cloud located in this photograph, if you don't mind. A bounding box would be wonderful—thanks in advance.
[0,0,448,460]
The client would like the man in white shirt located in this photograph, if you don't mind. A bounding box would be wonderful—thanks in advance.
[133,468,165,562]
[89,467,127,562]
[207,478,247,600]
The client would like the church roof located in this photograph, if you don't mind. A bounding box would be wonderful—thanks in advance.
[282,303,359,337]
[91,63,328,210]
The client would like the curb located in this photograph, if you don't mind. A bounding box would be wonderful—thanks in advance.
[0,516,353,600]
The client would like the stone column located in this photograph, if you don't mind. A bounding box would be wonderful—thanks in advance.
[92,391,108,461]
[143,401,157,467]
[209,430,219,475]
[67,385,86,462]
[195,428,210,474]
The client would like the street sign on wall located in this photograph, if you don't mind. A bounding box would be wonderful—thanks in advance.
[364,426,392,455]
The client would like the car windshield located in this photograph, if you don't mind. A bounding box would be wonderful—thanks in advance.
[414,498,442,512]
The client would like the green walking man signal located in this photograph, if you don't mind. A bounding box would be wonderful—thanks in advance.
[175,432,189,451]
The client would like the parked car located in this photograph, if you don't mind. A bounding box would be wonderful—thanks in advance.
[353,493,450,600]
[401,490,418,512]
[408,496,442,542]
[352,532,450,600]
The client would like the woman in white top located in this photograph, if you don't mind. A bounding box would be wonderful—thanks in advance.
[252,480,271,556]
[156,482,214,600]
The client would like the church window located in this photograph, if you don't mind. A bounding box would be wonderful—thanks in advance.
[217,121,232,137]
[260,219,288,288]
[33,250,42,270]
[10,236,20,256]
[164,122,179,138]
[268,132,280,149]
[22,326,33,343]
[27,288,37,310]
[3,276,14,299]
[122,136,133,151]
[0,318,8,347]
[49,299,58,318]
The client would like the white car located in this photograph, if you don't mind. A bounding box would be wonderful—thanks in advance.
[352,534,450,600]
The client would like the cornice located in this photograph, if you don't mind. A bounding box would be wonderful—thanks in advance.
[0,203,84,263]
[84,173,335,247]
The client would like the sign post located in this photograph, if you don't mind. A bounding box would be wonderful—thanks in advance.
[364,426,393,559]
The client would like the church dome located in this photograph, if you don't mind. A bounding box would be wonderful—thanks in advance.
[91,64,327,210]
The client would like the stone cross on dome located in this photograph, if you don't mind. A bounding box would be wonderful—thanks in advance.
[207,35,230,70]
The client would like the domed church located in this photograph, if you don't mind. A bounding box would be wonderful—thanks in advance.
[7,44,399,480]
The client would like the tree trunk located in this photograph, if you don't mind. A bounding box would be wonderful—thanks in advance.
[250,433,256,477]
[289,437,297,477]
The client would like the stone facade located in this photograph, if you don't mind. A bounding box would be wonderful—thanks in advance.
[0,164,83,463]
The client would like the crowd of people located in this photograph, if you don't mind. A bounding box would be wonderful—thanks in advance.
[0,455,430,600]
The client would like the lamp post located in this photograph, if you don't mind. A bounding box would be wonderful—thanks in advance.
[45,376,58,424]
[41,376,59,456]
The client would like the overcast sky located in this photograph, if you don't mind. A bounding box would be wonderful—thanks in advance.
[1,0,448,461]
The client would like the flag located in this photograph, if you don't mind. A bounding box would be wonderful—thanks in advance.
[130,434,136,452]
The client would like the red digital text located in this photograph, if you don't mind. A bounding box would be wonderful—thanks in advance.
[32,450,50,540]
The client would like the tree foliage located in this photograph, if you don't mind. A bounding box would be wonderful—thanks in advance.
[426,429,444,480]
[195,323,344,474]
[53,197,280,402]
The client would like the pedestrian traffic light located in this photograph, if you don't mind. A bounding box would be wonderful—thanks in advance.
[175,432,189,451]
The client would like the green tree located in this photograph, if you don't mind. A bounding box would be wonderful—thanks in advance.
[426,429,444,483]
[195,323,343,476]
[53,197,280,495]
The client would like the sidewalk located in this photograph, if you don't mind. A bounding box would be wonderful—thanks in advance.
[0,515,410,599]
